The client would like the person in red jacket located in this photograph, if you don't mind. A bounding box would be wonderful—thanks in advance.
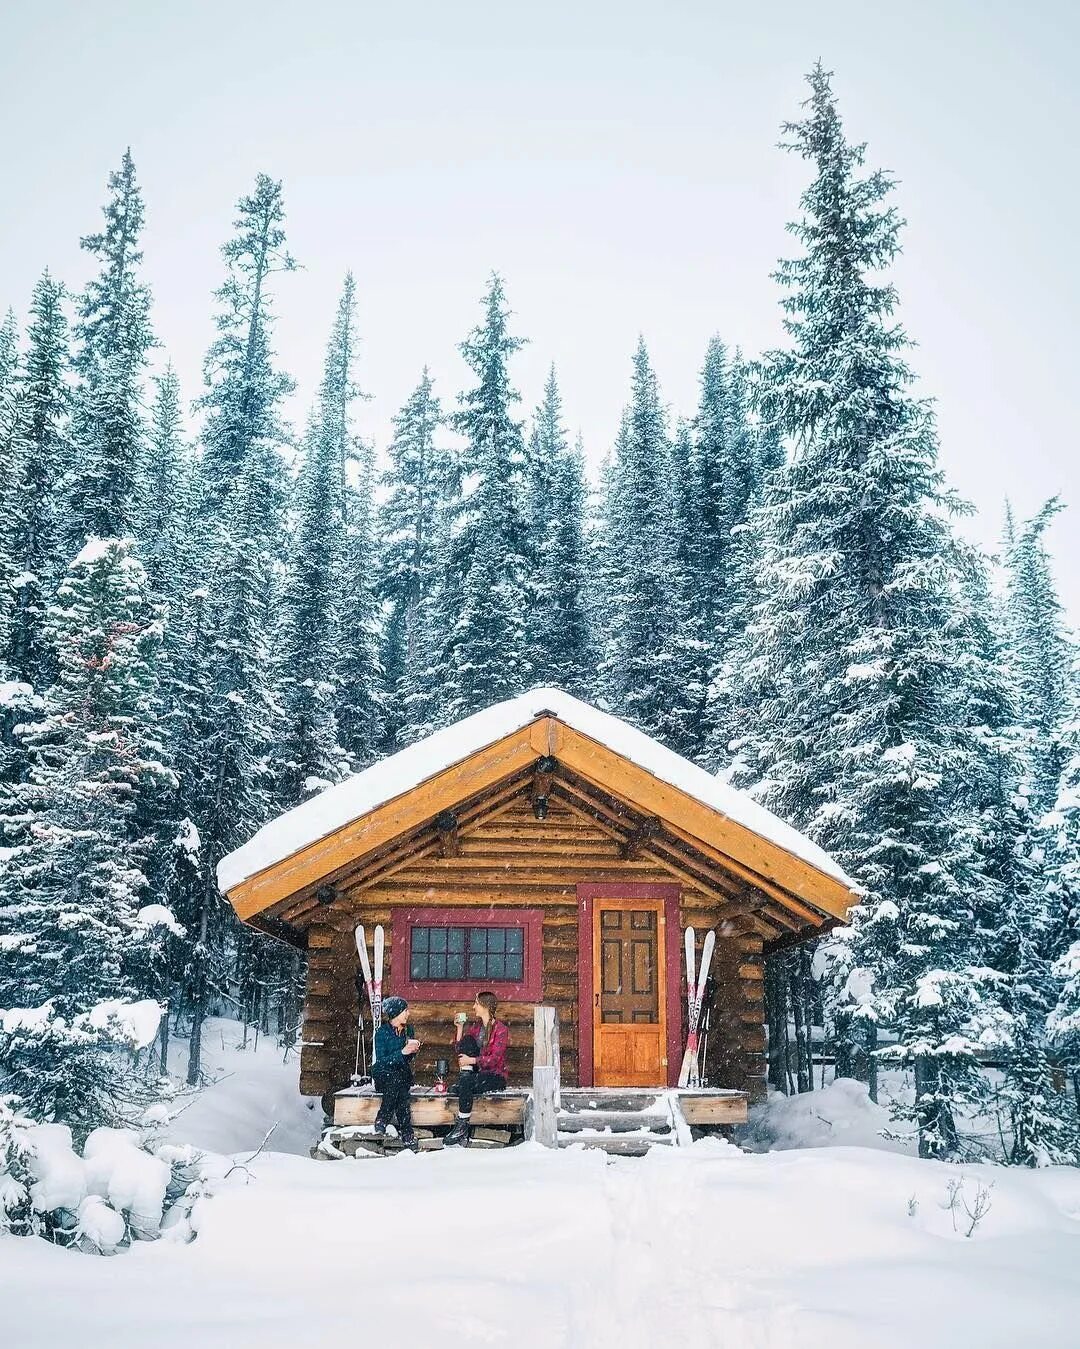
[443,991,509,1147]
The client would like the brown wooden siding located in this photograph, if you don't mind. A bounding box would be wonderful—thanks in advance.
[299,794,767,1105]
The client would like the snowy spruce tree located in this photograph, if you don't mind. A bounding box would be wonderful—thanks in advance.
[196,174,296,513]
[377,367,449,747]
[6,272,71,690]
[950,545,1078,1162]
[0,310,22,674]
[0,539,172,1130]
[141,365,194,606]
[0,311,31,803]
[67,150,154,549]
[179,175,298,1078]
[191,172,296,836]
[439,274,531,720]
[732,67,999,1158]
[598,338,675,740]
[332,279,382,773]
[1005,501,1072,812]
[657,416,711,756]
[1045,729,1080,1128]
[279,275,373,803]
[524,370,593,694]
[134,366,196,1069]
[697,346,773,762]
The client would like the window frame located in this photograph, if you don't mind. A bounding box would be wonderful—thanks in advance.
[390,906,543,1002]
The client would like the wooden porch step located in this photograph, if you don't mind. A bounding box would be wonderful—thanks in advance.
[556,1111,671,1135]
[558,1134,673,1156]
[557,1090,666,1114]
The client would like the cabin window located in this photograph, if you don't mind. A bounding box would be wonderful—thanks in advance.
[391,905,544,1001]
[409,925,525,983]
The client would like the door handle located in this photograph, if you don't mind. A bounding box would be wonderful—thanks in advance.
[595,993,599,1007]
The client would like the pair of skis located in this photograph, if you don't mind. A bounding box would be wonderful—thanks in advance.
[678,926,715,1088]
[353,924,384,1081]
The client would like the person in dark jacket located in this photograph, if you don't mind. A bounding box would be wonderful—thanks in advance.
[444,991,510,1147]
[372,996,421,1151]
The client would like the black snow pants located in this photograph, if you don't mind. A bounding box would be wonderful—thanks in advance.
[455,1070,506,1115]
[373,1061,414,1137]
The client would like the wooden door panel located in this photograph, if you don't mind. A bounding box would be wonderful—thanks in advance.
[592,899,667,1086]
[631,940,654,998]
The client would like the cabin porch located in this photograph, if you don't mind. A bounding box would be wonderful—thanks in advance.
[324,1083,749,1156]
[319,1006,749,1157]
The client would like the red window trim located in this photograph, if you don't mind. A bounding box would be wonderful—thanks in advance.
[390,906,544,1002]
[576,883,682,1088]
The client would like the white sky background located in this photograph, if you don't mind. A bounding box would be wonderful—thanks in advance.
[1,0,1077,614]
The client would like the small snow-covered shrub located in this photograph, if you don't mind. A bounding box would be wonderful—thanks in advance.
[0,1095,35,1235]
[27,1123,87,1220]
[0,1101,216,1253]
[83,1127,171,1240]
[76,1194,127,1254]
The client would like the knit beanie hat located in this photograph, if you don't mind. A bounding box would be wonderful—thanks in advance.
[382,996,408,1023]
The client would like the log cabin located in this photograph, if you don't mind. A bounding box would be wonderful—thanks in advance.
[217,689,857,1138]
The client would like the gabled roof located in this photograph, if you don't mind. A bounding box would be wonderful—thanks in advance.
[218,687,858,925]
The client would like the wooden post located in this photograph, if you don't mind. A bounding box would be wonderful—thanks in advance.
[532,1005,561,1147]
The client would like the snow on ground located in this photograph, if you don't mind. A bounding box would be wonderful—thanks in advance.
[3,1140,1079,1349]
[161,1018,321,1158]
[746,1076,914,1153]
[3,1035,1080,1348]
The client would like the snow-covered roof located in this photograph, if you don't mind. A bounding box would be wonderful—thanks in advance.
[217,687,855,898]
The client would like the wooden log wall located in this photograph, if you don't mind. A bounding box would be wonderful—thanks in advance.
[298,794,768,1108]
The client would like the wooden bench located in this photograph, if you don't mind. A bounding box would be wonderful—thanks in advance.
[333,1088,529,1129]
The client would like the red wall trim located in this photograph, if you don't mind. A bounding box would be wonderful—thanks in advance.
[576,883,682,1088]
[390,906,544,1003]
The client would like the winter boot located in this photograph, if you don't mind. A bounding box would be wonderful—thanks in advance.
[443,1114,471,1147]
[399,1127,420,1153]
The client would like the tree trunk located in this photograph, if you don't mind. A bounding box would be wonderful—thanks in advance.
[834,1009,854,1079]
[866,1022,878,1103]
[791,963,811,1094]
[186,884,212,1087]
[158,1003,169,1075]
[187,988,205,1087]
[765,953,790,1094]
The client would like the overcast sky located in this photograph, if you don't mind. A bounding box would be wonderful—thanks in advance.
[1,1,1077,614]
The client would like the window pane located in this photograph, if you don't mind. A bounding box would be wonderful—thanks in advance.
[408,924,528,982]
